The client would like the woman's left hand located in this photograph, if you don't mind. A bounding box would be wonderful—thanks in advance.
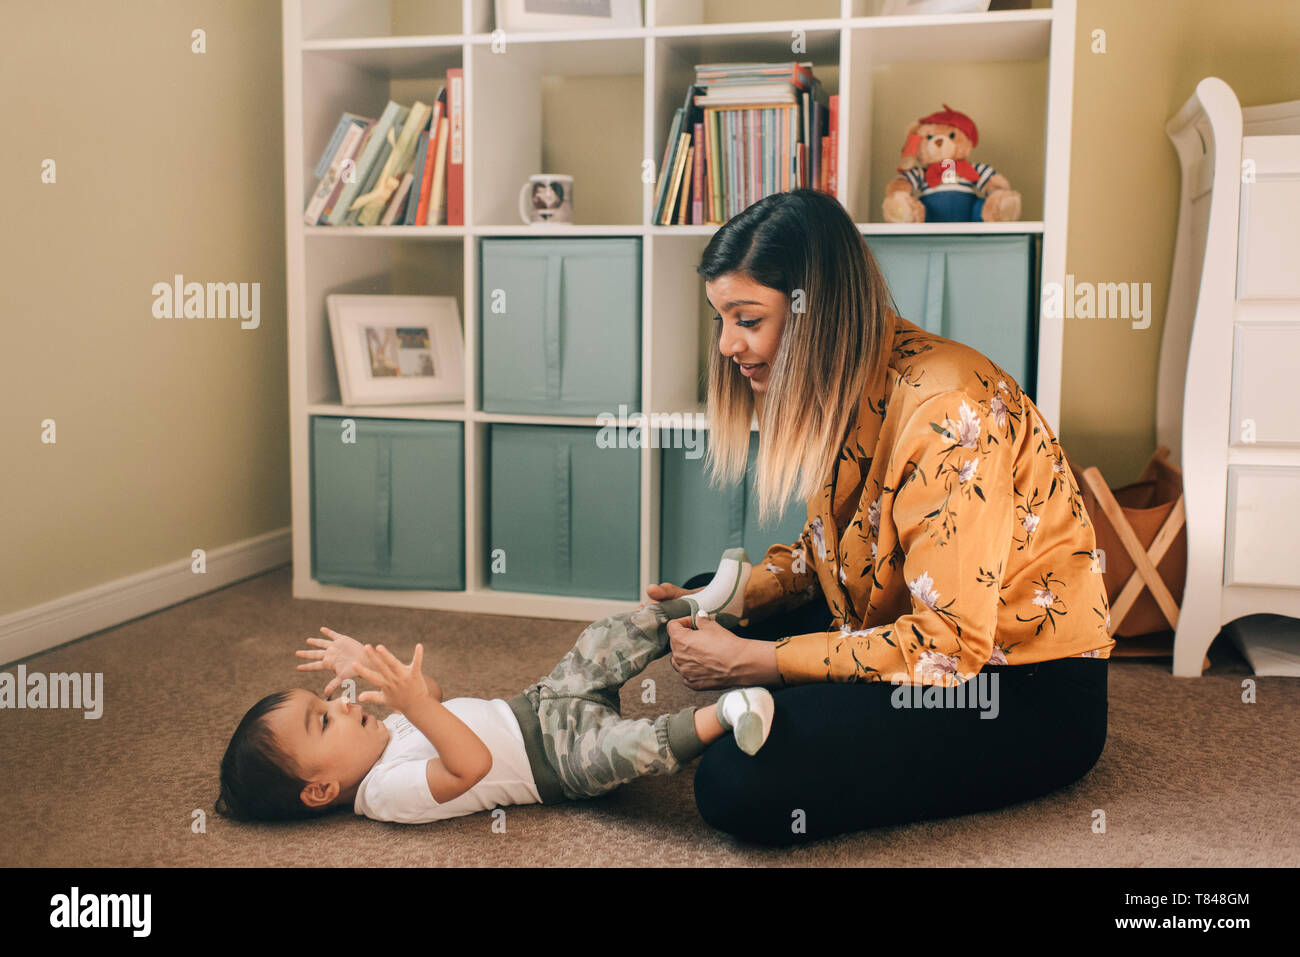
[666,616,779,690]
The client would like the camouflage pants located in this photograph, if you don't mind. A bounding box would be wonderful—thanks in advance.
[520,596,705,801]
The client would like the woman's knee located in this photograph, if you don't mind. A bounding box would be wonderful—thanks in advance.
[694,740,751,831]
[693,740,797,845]
[1072,710,1108,780]
[693,686,876,845]
[1045,661,1109,785]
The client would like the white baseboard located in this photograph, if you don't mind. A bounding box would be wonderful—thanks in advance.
[0,528,292,666]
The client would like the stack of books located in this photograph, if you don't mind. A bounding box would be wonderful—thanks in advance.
[304,67,465,227]
[653,61,837,226]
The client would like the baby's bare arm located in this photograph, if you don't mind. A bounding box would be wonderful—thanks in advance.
[357,645,490,803]
[422,673,444,702]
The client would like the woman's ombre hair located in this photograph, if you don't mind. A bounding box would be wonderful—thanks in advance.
[698,189,895,525]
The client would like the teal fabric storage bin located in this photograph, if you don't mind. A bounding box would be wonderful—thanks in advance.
[480,238,641,416]
[865,235,1037,396]
[659,431,807,586]
[488,423,640,600]
[312,417,464,589]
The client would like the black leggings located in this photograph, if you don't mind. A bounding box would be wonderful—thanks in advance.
[681,571,1109,845]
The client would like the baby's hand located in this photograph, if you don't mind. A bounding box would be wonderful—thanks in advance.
[295,626,367,698]
[354,643,430,716]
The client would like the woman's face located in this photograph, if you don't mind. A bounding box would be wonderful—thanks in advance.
[705,272,789,394]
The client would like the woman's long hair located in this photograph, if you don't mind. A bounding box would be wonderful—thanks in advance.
[698,189,895,525]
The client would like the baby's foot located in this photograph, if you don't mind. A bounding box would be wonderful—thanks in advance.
[714,687,775,756]
[683,547,751,629]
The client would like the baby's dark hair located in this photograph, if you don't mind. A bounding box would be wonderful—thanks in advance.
[215,690,332,823]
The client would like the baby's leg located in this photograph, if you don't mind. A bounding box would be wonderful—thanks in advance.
[537,548,752,705]
[537,598,695,709]
[541,697,703,799]
[540,688,776,799]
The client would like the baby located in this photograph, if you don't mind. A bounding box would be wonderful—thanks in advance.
[215,549,770,824]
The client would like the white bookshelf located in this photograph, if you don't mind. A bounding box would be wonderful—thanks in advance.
[283,0,1076,621]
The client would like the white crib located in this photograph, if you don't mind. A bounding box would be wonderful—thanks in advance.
[1161,77,1300,677]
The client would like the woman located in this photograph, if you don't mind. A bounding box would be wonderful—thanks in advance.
[646,189,1112,845]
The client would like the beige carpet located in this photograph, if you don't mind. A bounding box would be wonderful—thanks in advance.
[2,566,1295,867]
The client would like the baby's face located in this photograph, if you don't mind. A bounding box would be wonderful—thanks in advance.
[266,689,390,805]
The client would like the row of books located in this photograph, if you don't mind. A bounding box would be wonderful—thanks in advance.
[654,61,838,226]
[304,68,465,227]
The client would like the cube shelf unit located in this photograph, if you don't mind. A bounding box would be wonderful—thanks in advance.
[283,0,1076,621]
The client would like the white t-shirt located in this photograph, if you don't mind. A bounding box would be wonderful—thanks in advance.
[353,697,542,823]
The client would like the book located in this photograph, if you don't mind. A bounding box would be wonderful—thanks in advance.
[327,100,407,226]
[428,115,450,225]
[356,100,430,225]
[313,116,349,181]
[661,130,691,225]
[694,83,799,105]
[304,118,366,225]
[691,121,704,225]
[739,109,747,209]
[313,112,371,179]
[655,82,705,225]
[380,172,415,225]
[676,144,693,224]
[694,61,814,89]
[728,110,738,218]
[415,91,446,226]
[795,90,806,188]
[705,108,721,223]
[672,63,822,221]
[404,130,429,226]
[445,67,465,226]
[828,93,839,196]
[322,122,374,221]
[811,95,822,194]
[653,108,685,223]
[345,130,395,225]
[732,110,742,212]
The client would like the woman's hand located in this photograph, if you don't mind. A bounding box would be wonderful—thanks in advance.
[354,643,431,716]
[295,626,367,698]
[636,583,702,610]
[666,616,779,690]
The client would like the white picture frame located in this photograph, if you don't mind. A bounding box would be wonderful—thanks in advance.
[327,294,464,406]
[494,0,642,32]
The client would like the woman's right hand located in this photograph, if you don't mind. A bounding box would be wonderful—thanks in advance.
[637,583,702,609]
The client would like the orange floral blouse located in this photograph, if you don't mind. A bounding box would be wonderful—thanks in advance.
[744,311,1115,686]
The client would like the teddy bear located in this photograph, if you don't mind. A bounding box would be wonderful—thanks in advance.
[882,105,1021,223]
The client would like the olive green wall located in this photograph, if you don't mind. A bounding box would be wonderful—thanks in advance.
[1,1,287,616]
[1064,0,1300,483]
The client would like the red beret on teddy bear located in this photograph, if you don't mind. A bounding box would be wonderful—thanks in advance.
[882,105,1021,223]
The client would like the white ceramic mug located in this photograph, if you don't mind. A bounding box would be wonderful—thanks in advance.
[519,174,574,224]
